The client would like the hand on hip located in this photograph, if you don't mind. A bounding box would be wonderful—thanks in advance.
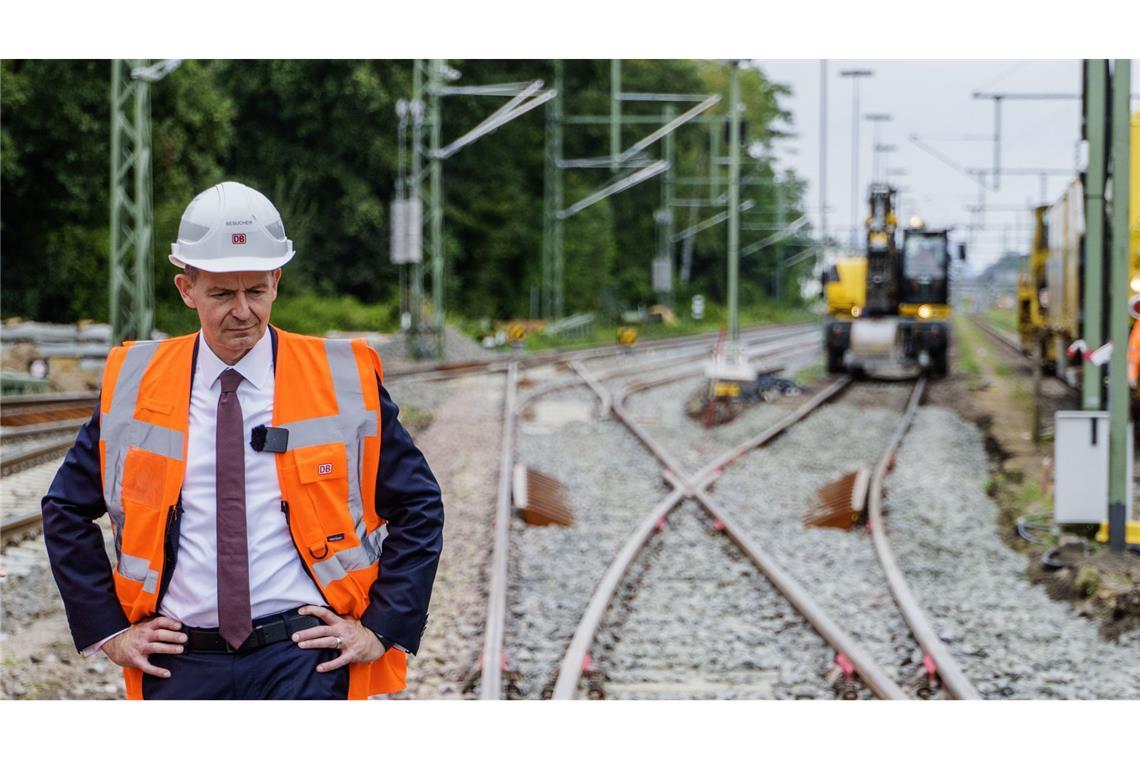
[102,616,187,678]
[293,605,386,672]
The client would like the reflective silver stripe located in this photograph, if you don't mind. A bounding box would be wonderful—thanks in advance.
[370,523,388,559]
[101,340,187,581]
[118,552,152,583]
[324,340,370,544]
[310,525,387,588]
[102,341,161,530]
[130,425,184,460]
[311,555,348,586]
[331,524,388,572]
[284,417,349,451]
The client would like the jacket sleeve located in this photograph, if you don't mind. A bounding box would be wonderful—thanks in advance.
[41,402,132,652]
[359,378,444,655]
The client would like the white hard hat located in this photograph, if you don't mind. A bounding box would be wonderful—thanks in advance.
[169,181,295,272]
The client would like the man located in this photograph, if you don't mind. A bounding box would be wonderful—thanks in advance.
[42,181,444,699]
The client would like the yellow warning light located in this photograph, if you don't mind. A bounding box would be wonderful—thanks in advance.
[851,306,862,318]
[917,304,933,319]
[1130,274,1140,293]
[909,215,925,229]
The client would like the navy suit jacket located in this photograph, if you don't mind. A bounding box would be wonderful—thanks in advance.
[41,327,444,655]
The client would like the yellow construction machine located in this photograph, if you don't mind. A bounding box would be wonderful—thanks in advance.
[822,184,956,376]
[1017,112,1140,380]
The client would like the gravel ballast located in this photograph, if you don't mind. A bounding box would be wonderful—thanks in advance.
[886,406,1140,699]
[379,373,504,699]
[589,502,837,700]
[508,386,672,698]
[711,386,929,694]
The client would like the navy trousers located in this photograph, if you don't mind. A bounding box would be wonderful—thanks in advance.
[141,639,349,700]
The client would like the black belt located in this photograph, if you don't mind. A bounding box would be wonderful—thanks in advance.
[184,608,323,654]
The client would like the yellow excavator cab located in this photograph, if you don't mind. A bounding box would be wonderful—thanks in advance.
[825,257,867,318]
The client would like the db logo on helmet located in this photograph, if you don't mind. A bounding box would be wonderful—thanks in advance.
[232,233,247,245]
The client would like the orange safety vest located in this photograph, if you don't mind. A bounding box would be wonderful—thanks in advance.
[98,327,407,700]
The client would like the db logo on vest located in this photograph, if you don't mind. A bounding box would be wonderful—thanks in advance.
[232,233,247,244]
[318,463,333,476]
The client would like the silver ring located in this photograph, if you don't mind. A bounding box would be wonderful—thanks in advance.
[334,636,343,650]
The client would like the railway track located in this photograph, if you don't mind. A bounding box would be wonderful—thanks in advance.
[477,325,823,697]
[0,392,99,427]
[384,323,810,383]
[487,334,981,700]
[968,314,1029,359]
[558,372,978,699]
[0,395,96,551]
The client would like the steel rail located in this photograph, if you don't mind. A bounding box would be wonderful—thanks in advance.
[690,376,851,487]
[502,337,814,699]
[1,439,74,478]
[0,391,101,409]
[683,375,915,699]
[968,315,1028,358]
[479,362,520,699]
[515,325,818,411]
[865,378,982,700]
[385,322,813,383]
[0,401,98,429]
[551,338,858,699]
[471,325,813,698]
[1,511,44,545]
[549,482,688,699]
[594,337,823,467]
[690,489,907,700]
[0,418,86,444]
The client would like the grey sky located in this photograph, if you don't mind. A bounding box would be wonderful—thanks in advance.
[753,60,1138,273]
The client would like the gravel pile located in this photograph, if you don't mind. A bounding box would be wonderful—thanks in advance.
[711,388,931,695]
[589,502,836,699]
[507,386,671,698]
[373,324,496,372]
[886,406,1140,699]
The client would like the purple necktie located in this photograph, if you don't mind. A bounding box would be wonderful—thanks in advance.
[216,368,252,650]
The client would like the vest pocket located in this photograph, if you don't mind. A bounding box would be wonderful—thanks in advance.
[291,442,357,556]
[121,445,171,509]
[119,446,171,567]
[116,448,173,617]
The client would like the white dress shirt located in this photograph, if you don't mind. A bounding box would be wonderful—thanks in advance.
[157,328,325,627]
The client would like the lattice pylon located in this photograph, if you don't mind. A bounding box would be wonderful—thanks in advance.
[109,59,155,345]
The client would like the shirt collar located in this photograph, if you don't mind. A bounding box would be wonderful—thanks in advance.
[196,327,273,391]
